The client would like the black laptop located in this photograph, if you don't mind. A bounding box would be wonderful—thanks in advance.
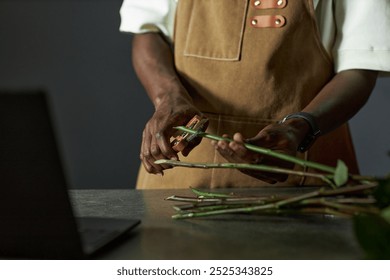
[0,90,140,259]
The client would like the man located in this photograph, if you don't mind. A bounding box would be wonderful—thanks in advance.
[120,0,389,188]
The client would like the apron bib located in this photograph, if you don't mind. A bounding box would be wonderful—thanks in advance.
[136,0,358,189]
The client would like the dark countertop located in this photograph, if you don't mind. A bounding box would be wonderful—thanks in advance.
[70,187,364,260]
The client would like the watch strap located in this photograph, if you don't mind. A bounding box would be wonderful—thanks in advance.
[280,112,321,152]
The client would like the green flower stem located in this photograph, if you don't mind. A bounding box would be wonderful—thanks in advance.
[175,126,336,174]
[172,203,275,219]
[300,198,379,215]
[274,190,320,207]
[335,198,376,204]
[166,195,275,204]
[155,159,335,186]
[320,183,377,196]
[178,204,357,217]
[172,190,321,219]
[178,204,250,213]
[165,195,222,203]
[169,194,376,213]
[173,199,368,217]
[188,187,288,201]
[169,183,378,219]
[348,175,378,183]
[190,187,232,198]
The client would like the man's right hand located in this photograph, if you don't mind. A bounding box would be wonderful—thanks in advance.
[132,33,205,175]
[140,94,202,175]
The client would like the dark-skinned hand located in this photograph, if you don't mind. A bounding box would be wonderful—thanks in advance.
[212,119,309,183]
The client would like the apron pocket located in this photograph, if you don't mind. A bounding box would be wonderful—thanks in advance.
[184,0,248,61]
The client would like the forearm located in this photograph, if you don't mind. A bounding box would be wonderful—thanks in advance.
[132,33,203,173]
[303,69,378,134]
[132,33,191,109]
[215,70,378,183]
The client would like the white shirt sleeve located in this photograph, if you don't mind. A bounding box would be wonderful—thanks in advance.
[332,0,390,73]
[119,0,390,74]
[119,0,177,40]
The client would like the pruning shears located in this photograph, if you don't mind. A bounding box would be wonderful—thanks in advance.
[171,115,208,152]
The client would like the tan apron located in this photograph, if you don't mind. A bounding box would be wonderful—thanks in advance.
[136,0,358,189]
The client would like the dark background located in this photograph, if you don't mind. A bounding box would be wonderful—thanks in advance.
[0,0,389,189]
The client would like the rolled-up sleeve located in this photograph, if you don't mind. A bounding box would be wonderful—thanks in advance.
[119,0,177,40]
[333,0,390,73]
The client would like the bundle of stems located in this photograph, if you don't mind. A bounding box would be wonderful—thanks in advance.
[156,126,377,188]
[154,126,382,219]
[166,184,379,219]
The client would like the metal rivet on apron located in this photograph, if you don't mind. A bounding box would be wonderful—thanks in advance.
[251,19,258,25]
[275,19,282,25]
[254,0,261,6]
[277,0,284,6]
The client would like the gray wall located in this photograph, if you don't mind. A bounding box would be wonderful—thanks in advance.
[0,0,389,189]
[0,0,153,189]
[349,77,390,177]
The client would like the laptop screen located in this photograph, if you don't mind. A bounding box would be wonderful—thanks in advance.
[0,90,83,258]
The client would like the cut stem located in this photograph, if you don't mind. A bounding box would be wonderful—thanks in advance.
[175,126,336,174]
[169,183,378,219]
[155,159,335,187]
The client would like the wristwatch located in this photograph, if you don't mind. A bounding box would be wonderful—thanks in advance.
[279,112,321,152]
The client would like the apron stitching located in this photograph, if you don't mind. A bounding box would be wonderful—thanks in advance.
[205,114,276,124]
[219,119,275,125]
[182,54,241,61]
[237,0,249,60]
[182,0,195,58]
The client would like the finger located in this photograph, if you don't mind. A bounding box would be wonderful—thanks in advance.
[215,138,240,162]
[215,140,278,183]
[215,133,288,183]
[141,153,159,175]
[140,129,157,174]
[215,134,249,163]
[141,129,164,175]
[230,133,283,183]
[211,134,231,159]
[232,132,245,143]
[229,133,263,164]
[150,133,173,171]
[245,130,272,148]
[228,140,247,158]
[155,131,179,161]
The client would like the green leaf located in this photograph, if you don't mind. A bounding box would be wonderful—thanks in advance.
[353,214,390,259]
[372,177,390,208]
[333,160,349,187]
[381,206,390,223]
